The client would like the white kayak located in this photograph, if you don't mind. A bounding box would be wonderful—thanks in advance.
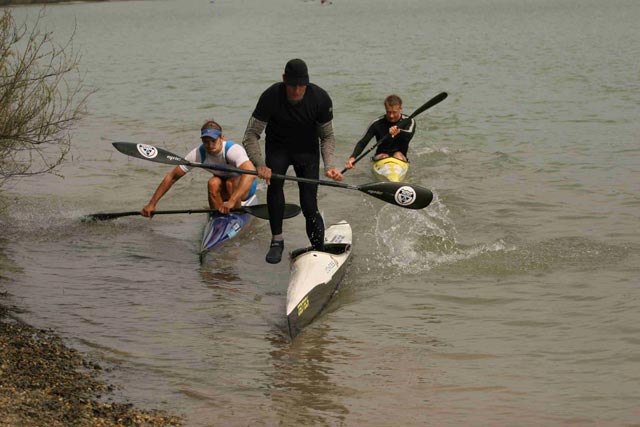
[286,221,352,338]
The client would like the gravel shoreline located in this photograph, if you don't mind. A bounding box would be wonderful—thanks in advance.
[0,295,183,427]
[1,0,118,6]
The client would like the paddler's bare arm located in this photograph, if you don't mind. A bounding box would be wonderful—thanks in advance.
[344,156,357,170]
[141,166,186,217]
[220,160,256,214]
[319,120,343,181]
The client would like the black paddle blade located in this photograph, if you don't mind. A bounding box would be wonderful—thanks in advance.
[81,211,139,221]
[409,91,448,119]
[392,92,449,133]
[112,142,189,166]
[244,203,301,220]
[357,182,433,209]
[283,203,303,219]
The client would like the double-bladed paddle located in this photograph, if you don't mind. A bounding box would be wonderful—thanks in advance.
[83,203,301,222]
[112,142,434,210]
[341,91,448,174]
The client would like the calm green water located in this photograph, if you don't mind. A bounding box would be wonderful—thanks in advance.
[2,0,639,425]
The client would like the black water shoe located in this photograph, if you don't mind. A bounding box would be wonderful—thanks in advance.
[266,240,284,264]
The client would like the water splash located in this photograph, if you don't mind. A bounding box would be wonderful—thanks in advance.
[372,191,518,276]
[373,191,633,278]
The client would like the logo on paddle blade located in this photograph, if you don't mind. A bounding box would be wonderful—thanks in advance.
[394,186,417,206]
[136,144,158,159]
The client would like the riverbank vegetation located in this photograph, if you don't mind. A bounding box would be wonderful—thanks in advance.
[0,8,90,188]
[1,7,183,425]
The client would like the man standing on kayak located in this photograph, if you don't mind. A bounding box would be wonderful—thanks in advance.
[242,58,343,264]
[344,94,416,170]
[141,119,256,217]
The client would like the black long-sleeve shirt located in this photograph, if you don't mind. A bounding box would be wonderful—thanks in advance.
[350,114,416,158]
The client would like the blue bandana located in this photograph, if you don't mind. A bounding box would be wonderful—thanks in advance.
[201,128,221,140]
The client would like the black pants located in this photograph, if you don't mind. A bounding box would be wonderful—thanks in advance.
[266,144,324,250]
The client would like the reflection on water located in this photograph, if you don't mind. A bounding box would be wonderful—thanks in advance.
[267,326,350,427]
[199,266,241,290]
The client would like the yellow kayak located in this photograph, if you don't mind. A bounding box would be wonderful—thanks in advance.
[372,157,409,182]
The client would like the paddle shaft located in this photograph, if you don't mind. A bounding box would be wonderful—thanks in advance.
[85,204,301,221]
[85,208,243,221]
[112,142,434,209]
[341,91,448,173]
[160,157,382,191]
[115,141,377,190]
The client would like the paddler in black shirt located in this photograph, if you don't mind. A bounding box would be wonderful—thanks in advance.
[344,94,416,170]
[242,58,343,264]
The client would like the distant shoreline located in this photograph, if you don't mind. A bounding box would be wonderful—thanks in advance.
[1,0,118,6]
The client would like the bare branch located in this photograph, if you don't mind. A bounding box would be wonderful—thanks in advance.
[0,9,92,185]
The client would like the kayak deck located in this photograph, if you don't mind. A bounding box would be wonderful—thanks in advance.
[286,221,352,338]
[372,157,409,182]
[199,194,258,258]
